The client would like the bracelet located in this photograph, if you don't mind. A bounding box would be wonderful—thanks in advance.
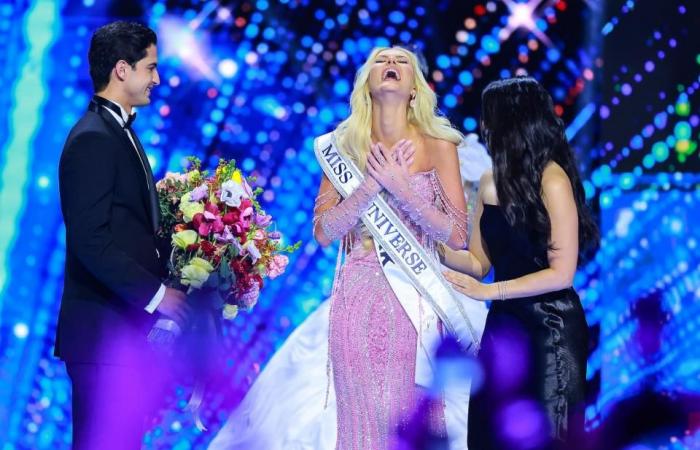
[496,280,509,301]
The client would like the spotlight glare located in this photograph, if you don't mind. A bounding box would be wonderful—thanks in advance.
[501,0,552,47]
[14,323,29,339]
[218,59,238,78]
[510,4,534,28]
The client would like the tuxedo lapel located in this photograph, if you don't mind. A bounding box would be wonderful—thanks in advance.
[129,129,161,232]
[88,101,157,230]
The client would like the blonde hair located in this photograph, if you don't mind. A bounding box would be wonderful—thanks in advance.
[334,46,463,170]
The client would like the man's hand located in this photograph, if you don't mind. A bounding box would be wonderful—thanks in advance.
[156,287,190,328]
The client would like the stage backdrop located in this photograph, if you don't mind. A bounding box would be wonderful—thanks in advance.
[0,0,698,448]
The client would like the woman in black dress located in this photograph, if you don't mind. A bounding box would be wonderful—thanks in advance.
[442,76,599,450]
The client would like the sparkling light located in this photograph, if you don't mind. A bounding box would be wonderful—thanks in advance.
[218,58,238,78]
[499,0,552,47]
[13,322,29,339]
[159,16,218,82]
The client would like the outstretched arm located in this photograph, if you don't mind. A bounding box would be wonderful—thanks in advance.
[445,164,579,300]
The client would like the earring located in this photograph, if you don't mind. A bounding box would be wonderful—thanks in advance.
[409,95,416,108]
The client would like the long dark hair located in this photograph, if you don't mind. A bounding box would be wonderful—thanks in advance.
[480,76,599,258]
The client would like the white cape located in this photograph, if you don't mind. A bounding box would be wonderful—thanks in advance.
[208,300,337,450]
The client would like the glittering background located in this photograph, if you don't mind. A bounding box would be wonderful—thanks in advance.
[0,0,698,448]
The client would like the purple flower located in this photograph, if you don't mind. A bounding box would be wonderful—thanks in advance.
[231,235,243,253]
[268,231,282,240]
[254,213,272,227]
[238,281,260,308]
[189,184,209,202]
[214,225,237,245]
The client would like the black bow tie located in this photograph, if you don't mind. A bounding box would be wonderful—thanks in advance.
[124,112,137,129]
[92,95,136,129]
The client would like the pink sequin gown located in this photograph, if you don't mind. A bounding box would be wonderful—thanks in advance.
[326,169,451,450]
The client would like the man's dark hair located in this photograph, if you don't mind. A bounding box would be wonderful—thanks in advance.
[88,21,157,92]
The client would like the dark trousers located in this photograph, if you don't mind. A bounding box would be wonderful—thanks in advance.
[66,362,160,450]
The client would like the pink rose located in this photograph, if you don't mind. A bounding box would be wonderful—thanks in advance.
[267,254,289,279]
[238,280,260,308]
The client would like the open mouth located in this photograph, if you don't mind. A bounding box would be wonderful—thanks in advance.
[382,68,401,81]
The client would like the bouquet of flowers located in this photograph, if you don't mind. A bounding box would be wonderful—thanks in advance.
[149,157,299,429]
[155,157,299,323]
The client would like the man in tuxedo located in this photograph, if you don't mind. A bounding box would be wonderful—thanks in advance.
[57,21,189,449]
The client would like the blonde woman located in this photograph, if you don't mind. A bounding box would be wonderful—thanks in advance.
[310,46,471,449]
[209,47,479,450]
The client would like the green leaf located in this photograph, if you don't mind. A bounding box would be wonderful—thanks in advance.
[186,156,201,171]
[219,260,232,279]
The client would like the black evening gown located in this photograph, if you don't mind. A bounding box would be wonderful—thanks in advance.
[467,204,589,450]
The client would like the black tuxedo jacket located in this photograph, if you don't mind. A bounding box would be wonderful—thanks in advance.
[56,98,167,365]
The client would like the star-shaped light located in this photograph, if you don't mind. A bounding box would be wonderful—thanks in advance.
[499,0,553,47]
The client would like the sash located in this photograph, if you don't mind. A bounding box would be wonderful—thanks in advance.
[313,132,481,386]
[375,242,442,386]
